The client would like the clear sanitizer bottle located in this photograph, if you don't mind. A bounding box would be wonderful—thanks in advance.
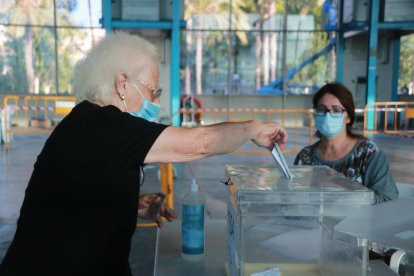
[181,179,205,260]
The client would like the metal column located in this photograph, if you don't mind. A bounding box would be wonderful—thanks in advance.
[336,32,344,83]
[171,0,181,126]
[103,0,113,33]
[366,0,380,130]
[336,0,344,83]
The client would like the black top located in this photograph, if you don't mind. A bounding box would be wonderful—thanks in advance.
[0,101,167,276]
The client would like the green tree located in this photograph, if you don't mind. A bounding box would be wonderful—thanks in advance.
[246,0,324,91]
[0,0,53,93]
[290,31,331,86]
[185,0,250,95]
[399,34,414,91]
[0,0,83,94]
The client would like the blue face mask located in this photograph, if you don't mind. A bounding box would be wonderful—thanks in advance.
[128,82,161,122]
[315,112,345,138]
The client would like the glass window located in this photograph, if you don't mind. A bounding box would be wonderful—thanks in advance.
[0,0,105,96]
[0,26,56,94]
[57,28,105,95]
[185,0,231,31]
[0,0,54,26]
[183,0,338,95]
[181,29,335,96]
[182,30,231,95]
[398,34,414,95]
[288,31,336,95]
[56,0,102,28]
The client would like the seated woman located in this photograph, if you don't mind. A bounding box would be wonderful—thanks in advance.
[294,82,398,204]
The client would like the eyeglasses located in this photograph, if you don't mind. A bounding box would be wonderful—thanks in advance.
[140,81,162,99]
[314,105,347,118]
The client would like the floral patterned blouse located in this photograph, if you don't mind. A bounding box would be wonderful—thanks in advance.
[294,138,399,204]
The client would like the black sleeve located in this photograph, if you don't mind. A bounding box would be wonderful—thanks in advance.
[85,106,168,169]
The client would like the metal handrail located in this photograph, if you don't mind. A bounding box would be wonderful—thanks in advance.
[2,95,77,144]
[363,101,414,136]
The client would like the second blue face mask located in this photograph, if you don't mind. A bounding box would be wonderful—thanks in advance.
[314,113,345,138]
[129,98,160,122]
[128,81,161,122]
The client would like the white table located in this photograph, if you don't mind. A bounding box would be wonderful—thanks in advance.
[154,219,228,276]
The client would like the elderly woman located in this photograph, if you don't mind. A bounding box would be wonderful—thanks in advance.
[294,82,398,204]
[0,32,287,275]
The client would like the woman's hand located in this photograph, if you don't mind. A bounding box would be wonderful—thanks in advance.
[138,193,177,227]
[251,122,288,151]
[157,204,177,227]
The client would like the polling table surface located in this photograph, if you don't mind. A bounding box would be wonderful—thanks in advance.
[154,219,228,276]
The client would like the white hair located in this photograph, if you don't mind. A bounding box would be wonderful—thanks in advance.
[73,31,160,105]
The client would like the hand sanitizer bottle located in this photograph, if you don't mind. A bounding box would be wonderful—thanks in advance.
[181,179,205,260]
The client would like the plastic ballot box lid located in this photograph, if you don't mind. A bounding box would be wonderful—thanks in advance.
[225,165,374,215]
[335,197,414,255]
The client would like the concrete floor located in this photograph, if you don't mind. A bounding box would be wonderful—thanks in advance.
[1,130,414,275]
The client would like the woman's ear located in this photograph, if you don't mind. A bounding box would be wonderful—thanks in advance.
[115,73,128,99]
[346,114,351,124]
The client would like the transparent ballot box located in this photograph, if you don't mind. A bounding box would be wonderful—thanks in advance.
[225,165,374,276]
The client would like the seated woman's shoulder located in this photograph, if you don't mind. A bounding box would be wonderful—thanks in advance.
[357,137,380,152]
[299,144,315,154]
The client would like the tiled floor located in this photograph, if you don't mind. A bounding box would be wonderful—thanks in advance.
[1,130,414,275]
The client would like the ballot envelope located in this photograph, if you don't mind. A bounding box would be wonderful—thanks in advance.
[225,165,377,276]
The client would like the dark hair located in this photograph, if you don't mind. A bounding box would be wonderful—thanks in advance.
[313,82,363,138]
